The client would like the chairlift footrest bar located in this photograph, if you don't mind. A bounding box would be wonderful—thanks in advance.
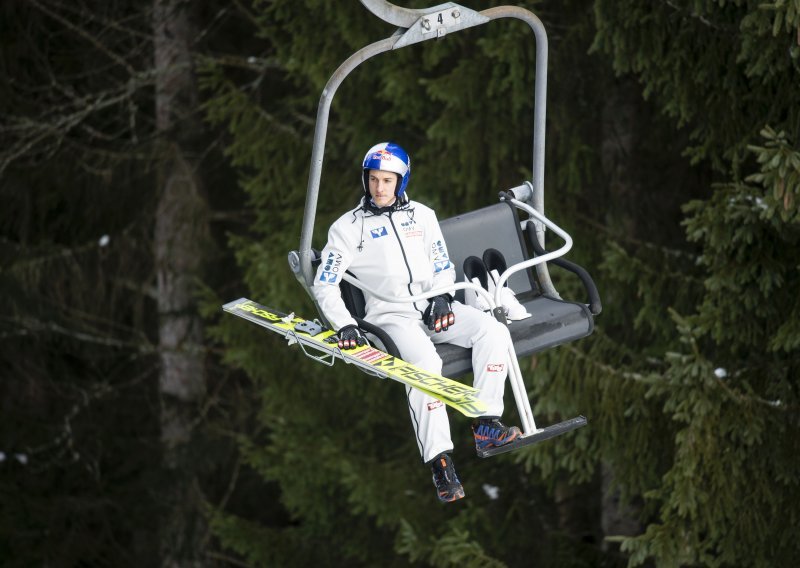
[476,415,587,458]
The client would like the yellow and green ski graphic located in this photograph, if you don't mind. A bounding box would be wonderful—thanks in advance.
[223,298,487,417]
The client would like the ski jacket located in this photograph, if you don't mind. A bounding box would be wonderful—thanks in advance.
[313,198,456,331]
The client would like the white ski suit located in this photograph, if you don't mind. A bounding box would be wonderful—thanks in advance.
[313,198,512,463]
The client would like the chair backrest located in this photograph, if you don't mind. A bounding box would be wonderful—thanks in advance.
[438,201,537,301]
[340,271,366,319]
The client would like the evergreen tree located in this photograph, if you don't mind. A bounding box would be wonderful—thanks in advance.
[0,2,255,565]
[580,1,800,565]
[0,3,163,564]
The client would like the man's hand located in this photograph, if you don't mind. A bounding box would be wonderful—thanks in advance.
[336,324,367,350]
[423,294,455,332]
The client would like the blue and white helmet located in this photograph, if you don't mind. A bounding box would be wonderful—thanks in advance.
[362,142,411,198]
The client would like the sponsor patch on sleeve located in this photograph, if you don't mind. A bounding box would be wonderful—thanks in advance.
[431,240,451,273]
[433,260,452,273]
[318,251,343,284]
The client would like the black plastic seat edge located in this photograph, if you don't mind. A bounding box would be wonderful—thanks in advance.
[355,317,402,358]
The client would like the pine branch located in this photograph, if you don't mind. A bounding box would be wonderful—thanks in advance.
[561,341,657,385]
[575,210,699,261]
[21,361,158,475]
[27,0,138,75]
[662,0,727,30]
[2,315,156,352]
[204,550,254,568]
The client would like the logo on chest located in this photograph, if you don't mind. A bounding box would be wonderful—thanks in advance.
[400,219,422,238]
[370,226,388,239]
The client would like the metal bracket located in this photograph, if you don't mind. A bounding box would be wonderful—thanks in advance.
[395,6,489,48]
[359,0,457,28]
[295,319,324,336]
[285,329,337,366]
[359,0,488,48]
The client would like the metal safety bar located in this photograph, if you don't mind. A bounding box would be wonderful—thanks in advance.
[359,0,465,29]
[290,332,337,366]
[492,196,573,306]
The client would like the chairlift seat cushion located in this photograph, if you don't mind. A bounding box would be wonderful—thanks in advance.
[436,292,593,377]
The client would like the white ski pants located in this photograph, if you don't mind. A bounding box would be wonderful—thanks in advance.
[367,301,512,463]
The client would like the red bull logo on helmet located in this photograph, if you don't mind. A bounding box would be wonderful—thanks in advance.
[372,149,393,161]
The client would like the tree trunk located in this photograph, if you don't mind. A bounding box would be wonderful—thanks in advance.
[554,478,602,546]
[153,1,209,565]
[601,79,639,238]
[599,79,644,551]
[600,463,642,552]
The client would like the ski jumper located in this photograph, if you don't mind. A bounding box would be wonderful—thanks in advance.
[313,198,513,463]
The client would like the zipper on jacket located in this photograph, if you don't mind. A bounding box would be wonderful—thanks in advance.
[388,212,425,317]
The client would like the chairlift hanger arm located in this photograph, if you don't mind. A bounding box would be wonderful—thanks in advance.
[297,2,550,291]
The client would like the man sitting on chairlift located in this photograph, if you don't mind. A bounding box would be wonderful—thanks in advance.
[313,141,521,503]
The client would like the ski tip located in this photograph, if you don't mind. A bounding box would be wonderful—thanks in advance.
[222,297,252,311]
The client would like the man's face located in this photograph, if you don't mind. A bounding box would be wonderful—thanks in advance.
[368,169,398,208]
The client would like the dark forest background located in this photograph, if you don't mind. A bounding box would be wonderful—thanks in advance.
[2,1,799,566]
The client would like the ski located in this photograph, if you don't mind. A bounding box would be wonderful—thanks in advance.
[223,298,487,417]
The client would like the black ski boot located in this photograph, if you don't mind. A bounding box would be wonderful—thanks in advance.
[430,453,465,503]
[472,417,521,451]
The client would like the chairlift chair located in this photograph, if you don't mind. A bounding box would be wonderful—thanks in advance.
[287,0,601,456]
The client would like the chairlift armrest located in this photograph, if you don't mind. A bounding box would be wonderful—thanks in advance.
[355,317,402,358]
[525,220,602,315]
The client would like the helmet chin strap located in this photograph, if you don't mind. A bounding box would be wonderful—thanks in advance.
[362,193,409,215]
